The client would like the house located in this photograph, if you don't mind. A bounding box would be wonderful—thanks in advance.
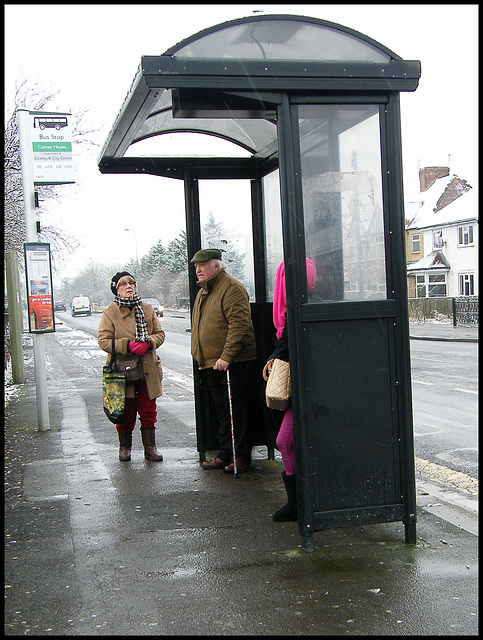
[405,166,478,299]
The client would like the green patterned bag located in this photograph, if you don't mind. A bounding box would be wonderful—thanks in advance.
[102,340,127,424]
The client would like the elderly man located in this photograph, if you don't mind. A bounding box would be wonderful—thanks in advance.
[190,248,257,473]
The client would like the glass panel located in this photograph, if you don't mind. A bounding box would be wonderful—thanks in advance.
[262,170,283,301]
[468,274,474,295]
[299,104,386,302]
[428,273,446,297]
[458,224,473,246]
[127,132,252,158]
[433,229,443,249]
[412,233,420,253]
[127,90,277,157]
[172,19,391,63]
[416,283,426,298]
[198,180,255,300]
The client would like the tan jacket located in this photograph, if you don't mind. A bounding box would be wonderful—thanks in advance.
[190,269,257,369]
[98,301,165,399]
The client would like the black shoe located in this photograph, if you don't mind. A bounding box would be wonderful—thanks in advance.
[272,503,298,522]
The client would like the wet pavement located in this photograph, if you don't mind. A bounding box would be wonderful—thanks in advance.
[4,323,478,635]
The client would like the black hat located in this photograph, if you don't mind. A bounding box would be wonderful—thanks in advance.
[111,271,135,295]
[190,248,222,263]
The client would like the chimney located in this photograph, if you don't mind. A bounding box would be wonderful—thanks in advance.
[419,166,450,192]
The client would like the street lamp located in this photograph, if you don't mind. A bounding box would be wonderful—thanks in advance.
[124,228,139,265]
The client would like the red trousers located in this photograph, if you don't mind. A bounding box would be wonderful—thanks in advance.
[116,382,157,434]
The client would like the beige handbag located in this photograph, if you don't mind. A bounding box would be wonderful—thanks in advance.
[262,358,291,411]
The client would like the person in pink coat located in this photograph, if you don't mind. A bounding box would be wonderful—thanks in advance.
[270,259,316,521]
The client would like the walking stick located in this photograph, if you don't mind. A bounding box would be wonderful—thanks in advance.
[226,368,237,477]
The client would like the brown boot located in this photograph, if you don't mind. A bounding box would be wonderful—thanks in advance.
[141,428,163,461]
[118,430,132,462]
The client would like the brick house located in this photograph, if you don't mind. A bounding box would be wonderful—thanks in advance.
[405,166,478,299]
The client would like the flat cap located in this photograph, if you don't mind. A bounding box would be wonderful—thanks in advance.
[191,248,222,263]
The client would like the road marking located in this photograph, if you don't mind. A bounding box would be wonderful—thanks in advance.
[413,427,444,437]
[416,410,476,429]
[415,456,478,496]
[452,388,478,395]
[412,380,435,386]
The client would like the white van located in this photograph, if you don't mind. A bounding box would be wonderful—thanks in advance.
[71,296,91,317]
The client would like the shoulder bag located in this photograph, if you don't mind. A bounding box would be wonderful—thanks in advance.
[114,350,145,384]
[102,341,127,424]
[262,357,291,411]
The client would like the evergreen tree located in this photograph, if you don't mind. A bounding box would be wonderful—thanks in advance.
[165,231,188,273]
[141,240,167,273]
[202,213,247,284]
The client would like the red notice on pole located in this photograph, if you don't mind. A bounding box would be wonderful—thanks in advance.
[24,242,55,333]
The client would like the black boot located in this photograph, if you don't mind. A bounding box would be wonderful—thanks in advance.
[272,472,298,522]
[118,431,132,462]
[141,428,163,461]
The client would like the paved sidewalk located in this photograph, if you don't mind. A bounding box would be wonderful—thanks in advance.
[4,334,478,636]
[409,321,478,342]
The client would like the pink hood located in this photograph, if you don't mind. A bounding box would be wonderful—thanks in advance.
[273,258,317,339]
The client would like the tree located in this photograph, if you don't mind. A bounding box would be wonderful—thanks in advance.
[56,261,122,307]
[165,231,188,273]
[140,240,167,273]
[202,213,247,284]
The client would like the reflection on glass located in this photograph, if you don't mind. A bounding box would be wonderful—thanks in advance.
[173,20,391,63]
[198,180,255,300]
[262,170,283,301]
[299,104,386,302]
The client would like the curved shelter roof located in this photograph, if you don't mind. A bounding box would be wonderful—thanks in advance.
[98,14,420,178]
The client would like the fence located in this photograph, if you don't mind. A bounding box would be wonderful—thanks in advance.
[408,297,479,326]
[452,296,479,326]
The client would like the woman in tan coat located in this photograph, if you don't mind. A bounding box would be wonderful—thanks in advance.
[98,271,165,461]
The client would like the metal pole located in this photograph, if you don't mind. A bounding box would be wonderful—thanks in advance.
[4,251,25,383]
[17,109,50,430]
[226,369,237,477]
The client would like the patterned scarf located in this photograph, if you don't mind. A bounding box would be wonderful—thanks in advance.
[114,292,149,342]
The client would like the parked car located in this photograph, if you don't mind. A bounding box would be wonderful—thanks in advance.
[54,301,67,312]
[71,295,92,317]
[141,298,164,317]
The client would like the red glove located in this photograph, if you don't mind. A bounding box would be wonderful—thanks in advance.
[129,340,151,356]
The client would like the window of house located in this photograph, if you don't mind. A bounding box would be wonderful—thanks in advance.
[428,273,447,297]
[416,275,426,298]
[416,273,447,298]
[433,229,443,249]
[459,273,474,296]
[458,224,474,246]
[411,233,420,254]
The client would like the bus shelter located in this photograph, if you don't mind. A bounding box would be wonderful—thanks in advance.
[98,14,421,549]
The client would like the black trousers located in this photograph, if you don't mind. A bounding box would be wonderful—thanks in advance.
[203,361,254,463]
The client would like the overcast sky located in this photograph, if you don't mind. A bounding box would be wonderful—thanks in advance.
[4,4,478,281]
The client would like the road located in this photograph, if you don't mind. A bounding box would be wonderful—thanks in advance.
[55,309,478,488]
[410,338,478,484]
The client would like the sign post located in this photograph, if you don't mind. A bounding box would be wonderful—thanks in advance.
[30,111,75,185]
[17,108,75,431]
